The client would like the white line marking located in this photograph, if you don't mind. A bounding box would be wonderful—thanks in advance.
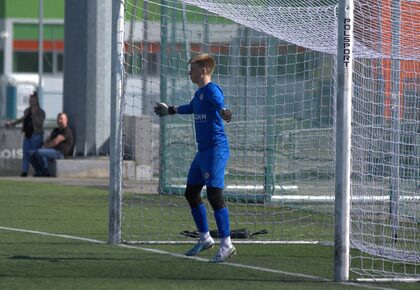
[270,195,420,202]
[0,226,107,244]
[0,226,395,290]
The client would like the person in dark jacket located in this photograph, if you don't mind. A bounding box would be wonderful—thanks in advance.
[5,92,45,177]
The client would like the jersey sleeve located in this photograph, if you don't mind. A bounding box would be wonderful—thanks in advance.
[177,102,193,114]
[208,84,225,111]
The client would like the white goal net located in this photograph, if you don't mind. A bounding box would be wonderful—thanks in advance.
[118,0,419,281]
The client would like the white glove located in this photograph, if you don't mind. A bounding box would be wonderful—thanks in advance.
[220,108,232,123]
[154,102,177,117]
[154,102,170,117]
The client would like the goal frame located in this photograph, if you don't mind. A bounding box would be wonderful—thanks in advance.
[334,0,354,282]
[108,0,419,283]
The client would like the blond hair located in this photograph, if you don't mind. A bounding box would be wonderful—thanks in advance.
[188,53,216,75]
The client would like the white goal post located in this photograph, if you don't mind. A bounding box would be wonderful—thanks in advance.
[334,0,354,281]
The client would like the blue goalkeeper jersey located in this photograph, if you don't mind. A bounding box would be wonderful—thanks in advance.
[177,82,228,150]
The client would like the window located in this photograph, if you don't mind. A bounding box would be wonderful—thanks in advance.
[13,52,38,72]
[13,52,58,73]
[13,23,64,74]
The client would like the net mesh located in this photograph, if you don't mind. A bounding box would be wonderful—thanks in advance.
[120,0,419,280]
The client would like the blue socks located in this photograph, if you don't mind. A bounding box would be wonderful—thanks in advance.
[214,207,230,238]
[191,203,209,233]
[191,204,231,239]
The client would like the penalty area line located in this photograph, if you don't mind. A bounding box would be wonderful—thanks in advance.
[0,226,394,290]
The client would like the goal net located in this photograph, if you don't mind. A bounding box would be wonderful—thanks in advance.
[118,0,419,281]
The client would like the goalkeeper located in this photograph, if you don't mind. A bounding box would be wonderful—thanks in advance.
[154,53,235,262]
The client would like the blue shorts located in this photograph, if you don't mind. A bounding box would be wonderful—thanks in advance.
[187,145,229,188]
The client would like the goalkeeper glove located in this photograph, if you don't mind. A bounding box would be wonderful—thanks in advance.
[220,108,232,123]
[154,102,176,117]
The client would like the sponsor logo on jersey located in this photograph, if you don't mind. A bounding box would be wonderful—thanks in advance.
[199,93,204,100]
[194,114,207,122]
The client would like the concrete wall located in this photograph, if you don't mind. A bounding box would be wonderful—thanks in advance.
[0,127,51,176]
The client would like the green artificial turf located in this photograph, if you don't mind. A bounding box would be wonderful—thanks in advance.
[0,180,417,290]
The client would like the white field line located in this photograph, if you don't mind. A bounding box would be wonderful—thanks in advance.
[171,184,419,202]
[0,226,395,290]
[270,195,420,202]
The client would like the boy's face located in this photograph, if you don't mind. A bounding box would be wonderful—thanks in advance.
[188,62,204,84]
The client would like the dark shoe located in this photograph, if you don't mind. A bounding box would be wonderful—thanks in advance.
[33,170,48,177]
[41,170,50,177]
[20,172,28,177]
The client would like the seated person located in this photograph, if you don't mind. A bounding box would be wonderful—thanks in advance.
[30,112,74,177]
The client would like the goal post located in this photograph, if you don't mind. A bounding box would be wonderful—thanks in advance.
[109,0,126,245]
[334,0,354,282]
[111,0,420,282]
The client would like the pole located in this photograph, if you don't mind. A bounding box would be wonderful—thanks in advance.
[38,0,44,106]
[264,36,277,195]
[334,0,354,282]
[389,0,401,243]
[159,0,169,193]
[141,0,149,115]
[109,0,125,245]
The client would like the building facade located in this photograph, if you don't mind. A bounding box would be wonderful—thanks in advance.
[0,0,64,123]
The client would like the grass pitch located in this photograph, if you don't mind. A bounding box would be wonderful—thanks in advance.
[0,179,417,290]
